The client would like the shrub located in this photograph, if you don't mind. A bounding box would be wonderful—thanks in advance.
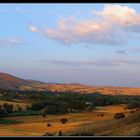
[97,113,104,116]
[47,123,51,127]
[42,114,46,117]
[60,118,68,124]
[127,101,139,109]
[100,113,104,117]
[136,107,140,111]
[43,132,54,136]
[58,131,62,136]
[114,112,125,120]
[130,110,134,114]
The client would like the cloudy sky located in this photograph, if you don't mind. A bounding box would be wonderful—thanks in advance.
[0,3,140,87]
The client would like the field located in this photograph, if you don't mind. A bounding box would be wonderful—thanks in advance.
[20,83,140,96]
[0,99,29,111]
[0,104,137,136]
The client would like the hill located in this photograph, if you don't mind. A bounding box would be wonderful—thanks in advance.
[1,72,140,96]
[0,72,43,90]
[0,72,27,90]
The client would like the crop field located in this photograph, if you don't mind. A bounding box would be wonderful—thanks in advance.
[21,84,140,96]
[0,104,135,136]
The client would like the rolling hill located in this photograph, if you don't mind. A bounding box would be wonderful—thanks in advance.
[0,72,43,90]
[0,72,140,96]
[0,72,27,90]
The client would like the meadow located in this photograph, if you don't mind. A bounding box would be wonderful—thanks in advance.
[0,89,140,136]
[0,104,138,136]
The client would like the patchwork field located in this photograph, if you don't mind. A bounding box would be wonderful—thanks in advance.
[0,104,137,136]
[20,83,140,96]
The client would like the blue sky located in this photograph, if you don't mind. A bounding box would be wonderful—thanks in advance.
[0,3,140,87]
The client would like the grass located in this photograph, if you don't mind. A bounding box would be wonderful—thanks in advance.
[0,119,23,125]
[6,110,41,117]
[0,104,136,136]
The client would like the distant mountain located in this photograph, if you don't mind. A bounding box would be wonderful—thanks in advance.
[0,72,140,96]
[27,79,46,84]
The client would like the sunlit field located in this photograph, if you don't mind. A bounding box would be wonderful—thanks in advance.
[0,104,136,136]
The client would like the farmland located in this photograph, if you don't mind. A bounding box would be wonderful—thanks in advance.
[0,85,140,136]
[0,104,138,136]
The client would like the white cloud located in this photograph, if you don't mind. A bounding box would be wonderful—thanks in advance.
[44,17,124,45]
[96,4,140,26]
[30,4,140,46]
[94,4,140,28]
[29,25,39,33]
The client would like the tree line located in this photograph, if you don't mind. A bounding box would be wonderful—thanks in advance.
[0,89,140,116]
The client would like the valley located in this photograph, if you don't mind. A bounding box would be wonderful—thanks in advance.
[0,72,140,136]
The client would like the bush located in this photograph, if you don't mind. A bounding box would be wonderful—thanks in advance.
[101,113,104,117]
[127,101,139,109]
[43,132,54,136]
[42,105,68,115]
[130,110,134,114]
[97,113,104,116]
[114,112,125,120]
[58,131,62,136]
[42,114,46,117]
[47,123,51,127]
[60,118,68,124]
[136,107,140,111]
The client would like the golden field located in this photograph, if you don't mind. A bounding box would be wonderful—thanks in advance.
[20,83,140,96]
[0,104,138,136]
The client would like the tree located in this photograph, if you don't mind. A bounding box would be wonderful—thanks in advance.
[17,105,22,112]
[58,131,62,136]
[3,103,13,114]
[42,114,46,117]
[127,101,139,109]
[114,113,125,120]
[0,105,3,113]
[26,104,30,111]
[100,113,104,117]
[47,123,51,127]
[60,118,68,124]
[0,105,4,117]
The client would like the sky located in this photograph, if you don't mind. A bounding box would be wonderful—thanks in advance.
[0,3,140,87]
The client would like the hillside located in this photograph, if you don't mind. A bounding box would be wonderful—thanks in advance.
[0,104,139,136]
[0,72,46,90]
[0,72,28,90]
[1,72,140,96]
